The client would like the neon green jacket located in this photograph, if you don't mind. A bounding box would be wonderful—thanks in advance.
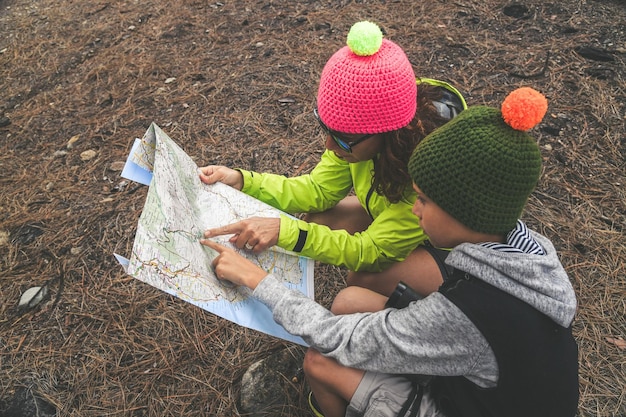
[239,149,427,272]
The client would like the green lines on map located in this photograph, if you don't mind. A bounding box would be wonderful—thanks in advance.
[161,226,204,242]
[132,255,198,283]
[132,254,223,303]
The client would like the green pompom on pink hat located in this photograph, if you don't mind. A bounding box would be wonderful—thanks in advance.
[316,21,417,134]
[408,87,548,235]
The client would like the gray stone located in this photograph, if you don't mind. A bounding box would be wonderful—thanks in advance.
[0,387,56,417]
[239,347,305,416]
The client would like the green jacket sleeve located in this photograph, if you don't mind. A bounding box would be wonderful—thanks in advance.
[277,199,428,272]
[239,150,353,213]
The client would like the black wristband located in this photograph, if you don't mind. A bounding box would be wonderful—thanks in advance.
[292,229,308,252]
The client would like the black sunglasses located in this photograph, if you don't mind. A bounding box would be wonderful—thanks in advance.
[313,108,375,153]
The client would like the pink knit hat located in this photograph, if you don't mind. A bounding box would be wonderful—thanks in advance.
[316,21,417,134]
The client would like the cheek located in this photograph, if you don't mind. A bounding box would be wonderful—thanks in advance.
[324,135,334,150]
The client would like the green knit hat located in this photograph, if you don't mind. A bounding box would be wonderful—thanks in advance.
[408,87,548,234]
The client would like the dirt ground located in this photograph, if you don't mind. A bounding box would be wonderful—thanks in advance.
[0,0,624,416]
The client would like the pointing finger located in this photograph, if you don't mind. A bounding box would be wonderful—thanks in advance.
[200,238,227,252]
[204,222,244,238]
[204,225,228,238]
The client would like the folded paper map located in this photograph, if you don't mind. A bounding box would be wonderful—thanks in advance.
[118,123,314,345]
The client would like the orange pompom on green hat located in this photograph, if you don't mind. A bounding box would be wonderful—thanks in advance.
[408,87,548,234]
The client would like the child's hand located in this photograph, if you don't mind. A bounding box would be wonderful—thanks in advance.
[198,165,244,190]
[200,238,268,290]
[203,217,280,254]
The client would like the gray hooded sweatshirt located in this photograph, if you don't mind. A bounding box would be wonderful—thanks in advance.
[252,229,577,411]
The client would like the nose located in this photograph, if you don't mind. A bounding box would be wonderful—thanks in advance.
[412,200,422,219]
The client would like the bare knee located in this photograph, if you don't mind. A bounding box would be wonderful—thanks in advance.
[303,196,371,234]
[331,286,388,314]
[347,248,445,298]
[303,348,331,382]
[330,288,356,314]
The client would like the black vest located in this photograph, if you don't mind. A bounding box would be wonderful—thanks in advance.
[430,269,579,417]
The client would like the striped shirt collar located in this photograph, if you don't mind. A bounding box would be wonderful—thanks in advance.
[481,220,546,255]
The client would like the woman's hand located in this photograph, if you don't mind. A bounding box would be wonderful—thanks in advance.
[198,165,244,190]
[200,239,268,290]
[203,217,280,254]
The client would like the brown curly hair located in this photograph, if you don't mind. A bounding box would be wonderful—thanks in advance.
[372,83,455,203]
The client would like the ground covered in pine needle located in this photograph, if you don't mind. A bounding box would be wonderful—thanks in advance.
[1,0,624,416]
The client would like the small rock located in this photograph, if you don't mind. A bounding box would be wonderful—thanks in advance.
[164,77,176,84]
[108,161,126,171]
[80,149,97,161]
[19,286,48,309]
[0,230,9,246]
[0,116,10,127]
[67,134,80,149]
[112,180,129,192]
